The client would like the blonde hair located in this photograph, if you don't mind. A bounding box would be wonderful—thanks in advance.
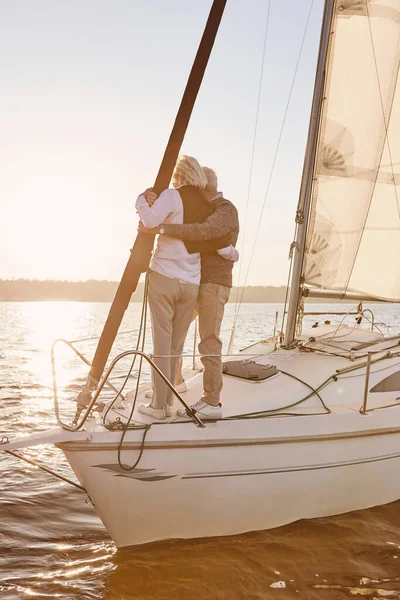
[202,166,218,193]
[172,155,207,189]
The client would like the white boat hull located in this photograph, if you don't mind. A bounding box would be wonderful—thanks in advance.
[60,411,400,547]
[5,325,400,548]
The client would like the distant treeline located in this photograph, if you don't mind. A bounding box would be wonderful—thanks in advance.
[0,279,289,303]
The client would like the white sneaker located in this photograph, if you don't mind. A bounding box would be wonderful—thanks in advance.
[145,381,187,399]
[138,403,166,420]
[177,400,222,420]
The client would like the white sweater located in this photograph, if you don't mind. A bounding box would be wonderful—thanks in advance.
[136,188,201,285]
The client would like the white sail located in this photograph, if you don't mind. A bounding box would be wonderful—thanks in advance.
[304,0,400,301]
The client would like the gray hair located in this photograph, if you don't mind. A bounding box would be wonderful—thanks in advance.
[202,166,218,192]
[172,155,207,189]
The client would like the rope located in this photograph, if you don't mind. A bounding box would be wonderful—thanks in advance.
[116,424,152,471]
[361,401,400,414]
[223,368,330,419]
[301,303,363,347]
[116,274,150,471]
[8,351,398,489]
[226,349,400,421]
[102,273,150,425]
[103,349,400,464]
[235,0,315,321]
[302,341,400,361]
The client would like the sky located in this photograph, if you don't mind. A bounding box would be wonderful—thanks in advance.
[0,0,324,287]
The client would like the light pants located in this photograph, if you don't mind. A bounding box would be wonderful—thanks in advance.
[197,283,230,406]
[148,270,199,410]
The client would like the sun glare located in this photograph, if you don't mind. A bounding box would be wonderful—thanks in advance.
[5,174,96,280]
[22,303,94,410]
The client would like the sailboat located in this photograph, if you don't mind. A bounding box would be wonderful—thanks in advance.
[3,0,400,548]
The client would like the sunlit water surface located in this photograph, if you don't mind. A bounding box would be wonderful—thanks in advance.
[0,301,399,599]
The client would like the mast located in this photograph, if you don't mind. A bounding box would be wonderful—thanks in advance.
[284,0,336,346]
[85,0,227,389]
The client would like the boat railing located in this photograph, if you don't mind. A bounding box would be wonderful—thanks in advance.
[361,352,372,415]
[51,339,204,431]
[62,316,201,372]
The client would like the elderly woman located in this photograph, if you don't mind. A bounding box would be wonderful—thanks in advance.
[135,155,209,420]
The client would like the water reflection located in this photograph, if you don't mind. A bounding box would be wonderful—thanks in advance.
[101,503,400,600]
[1,302,400,599]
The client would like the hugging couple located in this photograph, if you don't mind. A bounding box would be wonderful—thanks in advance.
[136,155,239,421]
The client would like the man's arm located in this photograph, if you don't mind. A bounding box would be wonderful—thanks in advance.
[135,189,175,229]
[217,245,239,262]
[162,201,238,242]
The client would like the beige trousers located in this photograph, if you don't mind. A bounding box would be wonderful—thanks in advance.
[148,270,199,409]
[197,283,230,406]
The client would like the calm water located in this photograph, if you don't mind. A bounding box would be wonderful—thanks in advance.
[1,301,400,600]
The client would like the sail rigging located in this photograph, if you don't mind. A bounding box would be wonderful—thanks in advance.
[304,0,400,301]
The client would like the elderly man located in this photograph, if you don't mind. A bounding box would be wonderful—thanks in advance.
[136,155,213,420]
[141,167,239,420]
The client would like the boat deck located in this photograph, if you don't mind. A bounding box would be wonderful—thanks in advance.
[101,324,400,429]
